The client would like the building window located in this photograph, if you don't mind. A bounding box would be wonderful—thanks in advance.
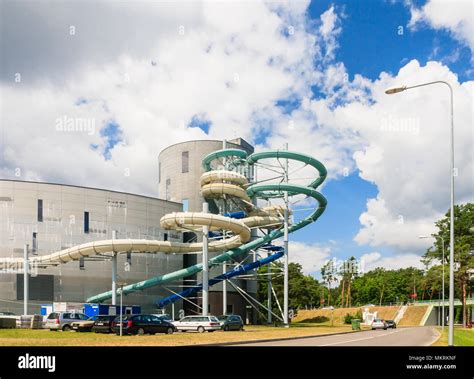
[163,233,168,241]
[79,257,85,270]
[182,151,189,173]
[84,211,89,234]
[165,178,171,200]
[227,304,234,314]
[158,161,161,183]
[37,199,43,222]
[32,232,38,255]
[182,199,189,212]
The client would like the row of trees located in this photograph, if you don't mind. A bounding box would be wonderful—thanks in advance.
[256,203,474,326]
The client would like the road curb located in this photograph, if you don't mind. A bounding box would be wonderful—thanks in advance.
[426,327,442,346]
[200,328,372,346]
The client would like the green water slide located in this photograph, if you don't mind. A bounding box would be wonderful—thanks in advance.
[86,149,327,303]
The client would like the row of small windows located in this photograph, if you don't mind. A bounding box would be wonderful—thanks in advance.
[37,199,89,234]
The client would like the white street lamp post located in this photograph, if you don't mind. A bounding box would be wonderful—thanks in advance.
[388,81,455,346]
[117,281,128,337]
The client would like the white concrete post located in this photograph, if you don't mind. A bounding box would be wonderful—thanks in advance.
[23,244,29,315]
[202,202,209,316]
[111,230,117,305]
[283,143,289,327]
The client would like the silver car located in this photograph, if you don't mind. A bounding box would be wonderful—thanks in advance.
[172,315,221,333]
[45,311,89,331]
[371,318,388,330]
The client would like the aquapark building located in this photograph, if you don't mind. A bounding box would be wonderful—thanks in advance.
[0,138,257,320]
[0,137,328,324]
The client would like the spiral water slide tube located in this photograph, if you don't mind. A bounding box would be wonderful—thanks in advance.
[85,148,327,303]
[156,246,284,308]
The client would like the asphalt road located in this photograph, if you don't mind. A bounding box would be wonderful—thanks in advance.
[236,327,440,346]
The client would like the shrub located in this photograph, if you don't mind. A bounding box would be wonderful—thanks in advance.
[344,310,362,324]
[300,316,330,323]
[344,313,354,324]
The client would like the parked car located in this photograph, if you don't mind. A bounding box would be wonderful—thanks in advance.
[385,320,397,329]
[217,315,244,331]
[371,318,388,330]
[112,314,176,335]
[45,312,89,331]
[71,316,98,332]
[172,315,221,333]
[92,315,119,333]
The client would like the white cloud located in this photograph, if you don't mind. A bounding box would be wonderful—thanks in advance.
[265,58,473,253]
[287,241,332,275]
[318,5,342,62]
[1,2,473,272]
[351,60,474,250]
[360,251,424,272]
[354,198,439,250]
[408,0,474,52]
[0,1,318,196]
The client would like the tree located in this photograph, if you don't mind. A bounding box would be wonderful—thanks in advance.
[338,256,359,307]
[423,203,474,327]
[351,267,424,306]
[321,260,337,306]
[257,262,321,321]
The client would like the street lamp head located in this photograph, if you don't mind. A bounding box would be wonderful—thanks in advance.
[385,86,407,95]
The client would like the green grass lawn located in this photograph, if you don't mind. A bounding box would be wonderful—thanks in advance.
[432,327,474,346]
[0,324,353,346]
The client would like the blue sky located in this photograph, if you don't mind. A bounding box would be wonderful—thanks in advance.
[309,0,472,82]
[281,0,472,274]
[3,0,472,276]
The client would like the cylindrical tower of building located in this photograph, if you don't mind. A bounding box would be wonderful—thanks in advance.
[158,138,254,211]
[158,138,256,321]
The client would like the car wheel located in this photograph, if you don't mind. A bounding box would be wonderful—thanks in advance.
[197,326,205,333]
[224,325,229,331]
[136,328,145,335]
[384,327,387,330]
[166,327,174,335]
[62,325,71,332]
[371,328,375,330]
[239,325,244,331]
